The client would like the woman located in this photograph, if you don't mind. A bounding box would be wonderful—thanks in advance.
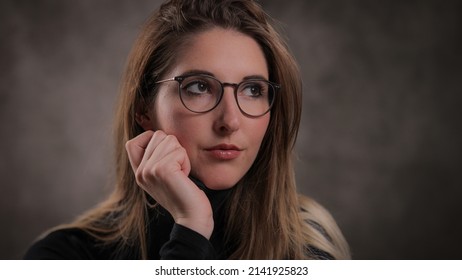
[25,0,350,259]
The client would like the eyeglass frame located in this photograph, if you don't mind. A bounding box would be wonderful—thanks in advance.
[155,73,280,117]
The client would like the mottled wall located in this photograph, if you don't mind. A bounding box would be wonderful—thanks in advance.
[1,0,461,259]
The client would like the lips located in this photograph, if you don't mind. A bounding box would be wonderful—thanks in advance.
[205,144,242,160]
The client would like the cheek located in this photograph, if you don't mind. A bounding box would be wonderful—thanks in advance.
[252,114,271,147]
[153,96,203,148]
[152,92,183,131]
[168,120,202,148]
[155,111,195,139]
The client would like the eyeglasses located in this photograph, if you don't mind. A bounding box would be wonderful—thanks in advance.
[155,74,279,117]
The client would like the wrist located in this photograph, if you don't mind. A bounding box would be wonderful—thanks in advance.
[176,215,214,239]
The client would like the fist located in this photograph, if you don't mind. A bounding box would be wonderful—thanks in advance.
[125,130,214,239]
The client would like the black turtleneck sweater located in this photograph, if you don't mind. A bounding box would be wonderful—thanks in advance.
[24,179,332,260]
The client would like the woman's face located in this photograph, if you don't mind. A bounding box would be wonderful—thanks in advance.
[146,27,270,190]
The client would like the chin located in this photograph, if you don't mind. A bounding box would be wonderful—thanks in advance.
[204,182,235,191]
[194,172,242,191]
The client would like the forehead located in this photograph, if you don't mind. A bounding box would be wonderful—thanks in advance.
[169,27,269,81]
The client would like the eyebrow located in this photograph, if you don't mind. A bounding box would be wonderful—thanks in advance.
[179,69,268,81]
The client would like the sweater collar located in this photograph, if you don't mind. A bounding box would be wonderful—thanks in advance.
[188,176,232,214]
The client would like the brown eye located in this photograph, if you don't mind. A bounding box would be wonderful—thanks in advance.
[183,81,210,95]
[240,81,267,98]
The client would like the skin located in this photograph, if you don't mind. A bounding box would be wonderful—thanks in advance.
[125,27,270,239]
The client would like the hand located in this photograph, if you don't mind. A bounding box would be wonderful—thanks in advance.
[125,130,213,239]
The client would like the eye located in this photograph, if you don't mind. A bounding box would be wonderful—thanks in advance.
[240,82,266,98]
[183,80,211,95]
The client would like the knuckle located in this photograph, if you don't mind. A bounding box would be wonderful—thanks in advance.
[153,130,166,138]
[177,146,187,154]
[147,165,159,180]
[164,134,176,143]
[142,166,156,181]
[168,136,183,150]
[136,163,164,184]
[125,139,133,151]
[134,168,145,185]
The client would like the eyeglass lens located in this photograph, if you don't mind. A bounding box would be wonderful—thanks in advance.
[178,75,275,116]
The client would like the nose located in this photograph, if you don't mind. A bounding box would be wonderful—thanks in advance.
[212,87,240,134]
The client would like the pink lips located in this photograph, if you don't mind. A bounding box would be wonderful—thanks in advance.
[206,144,242,160]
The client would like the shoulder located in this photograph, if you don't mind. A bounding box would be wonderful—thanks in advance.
[297,194,351,260]
[298,194,334,241]
[24,227,107,260]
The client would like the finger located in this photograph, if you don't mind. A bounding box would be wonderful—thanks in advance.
[141,147,194,205]
[146,143,191,178]
[148,134,183,163]
[136,146,192,201]
[125,130,155,171]
[141,130,169,164]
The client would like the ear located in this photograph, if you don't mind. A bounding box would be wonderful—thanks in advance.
[135,112,155,131]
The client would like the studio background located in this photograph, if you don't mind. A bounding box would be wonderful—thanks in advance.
[1,0,461,259]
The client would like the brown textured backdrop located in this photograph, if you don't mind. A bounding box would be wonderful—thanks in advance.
[1,0,461,259]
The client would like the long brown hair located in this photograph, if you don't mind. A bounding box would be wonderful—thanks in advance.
[70,0,350,259]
